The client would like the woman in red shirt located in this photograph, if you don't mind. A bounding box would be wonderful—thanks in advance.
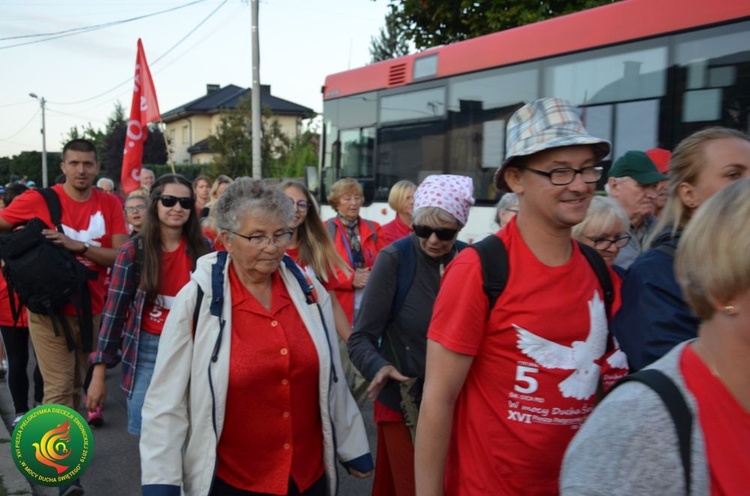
[87,174,210,435]
[380,180,416,247]
[280,180,352,342]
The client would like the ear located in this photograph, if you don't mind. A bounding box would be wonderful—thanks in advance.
[219,231,233,253]
[607,177,619,197]
[677,181,698,210]
[505,166,525,194]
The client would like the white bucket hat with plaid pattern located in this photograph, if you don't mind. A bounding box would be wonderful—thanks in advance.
[494,98,611,191]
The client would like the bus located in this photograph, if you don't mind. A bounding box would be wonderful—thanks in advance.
[314,0,750,241]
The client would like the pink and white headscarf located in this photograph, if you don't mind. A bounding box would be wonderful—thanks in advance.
[413,174,475,225]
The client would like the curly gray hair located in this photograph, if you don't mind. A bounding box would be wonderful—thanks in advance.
[215,177,294,233]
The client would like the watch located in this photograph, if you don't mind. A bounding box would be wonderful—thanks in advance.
[80,242,90,255]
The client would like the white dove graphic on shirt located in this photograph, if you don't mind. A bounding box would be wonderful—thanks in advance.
[514,290,608,400]
[61,211,106,246]
[606,336,629,370]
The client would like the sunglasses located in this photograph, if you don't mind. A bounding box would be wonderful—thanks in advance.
[413,224,458,241]
[158,195,194,209]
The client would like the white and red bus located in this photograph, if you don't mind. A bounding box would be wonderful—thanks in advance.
[313,0,750,241]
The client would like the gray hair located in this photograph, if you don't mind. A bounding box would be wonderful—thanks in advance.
[572,196,630,240]
[214,177,294,233]
[497,192,518,213]
[97,177,114,190]
[413,206,460,228]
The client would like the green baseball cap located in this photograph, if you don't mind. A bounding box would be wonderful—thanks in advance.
[608,151,667,185]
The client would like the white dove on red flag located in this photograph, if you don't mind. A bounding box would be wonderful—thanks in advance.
[121,38,161,194]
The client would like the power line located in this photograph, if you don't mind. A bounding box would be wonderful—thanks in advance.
[0,109,40,142]
[0,0,209,47]
[47,0,230,106]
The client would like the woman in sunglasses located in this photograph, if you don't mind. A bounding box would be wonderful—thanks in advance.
[348,175,474,496]
[572,196,631,271]
[87,174,211,435]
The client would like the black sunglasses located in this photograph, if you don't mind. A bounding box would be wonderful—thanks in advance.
[413,224,458,241]
[158,195,194,209]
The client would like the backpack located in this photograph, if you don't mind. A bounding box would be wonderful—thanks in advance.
[389,236,468,321]
[0,188,99,352]
[389,234,614,324]
[609,369,693,494]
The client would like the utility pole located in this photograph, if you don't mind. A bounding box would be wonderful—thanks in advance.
[251,0,262,179]
[29,93,48,187]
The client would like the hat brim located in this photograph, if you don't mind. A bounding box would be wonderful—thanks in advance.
[630,170,668,185]
[494,135,611,191]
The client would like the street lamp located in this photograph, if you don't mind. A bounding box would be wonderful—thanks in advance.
[29,93,48,188]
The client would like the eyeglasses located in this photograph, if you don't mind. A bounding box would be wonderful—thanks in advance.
[504,208,519,214]
[525,166,603,186]
[124,204,146,213]
[413,224,459,241]
[288,198,309,211]
[158,195,194,209]
[586,234,631,250]
[231,231,293,247]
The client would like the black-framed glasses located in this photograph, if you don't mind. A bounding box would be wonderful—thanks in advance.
[288,198,309,211]
[525,166,603,186]
[158,195,194,209]
[231,231,293,248]
[124,204,146,213]
[413,224,459,241]
[586,234,631,250]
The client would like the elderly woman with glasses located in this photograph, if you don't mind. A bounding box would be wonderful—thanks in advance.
[572,196,631,270]
[562,177,750,496]
[349,175,474,496]
[140,178,373,496]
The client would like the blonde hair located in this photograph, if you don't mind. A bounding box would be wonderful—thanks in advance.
[675,177,750,320]
[388,180,416,211]
[327,177,363,211]
[648,127,750,247]
[280,181,350,282]
[413,206,460,228]
[210,175,234,203]
[572,196,629,240]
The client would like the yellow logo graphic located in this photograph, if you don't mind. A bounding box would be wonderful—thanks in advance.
[32,420,72,474]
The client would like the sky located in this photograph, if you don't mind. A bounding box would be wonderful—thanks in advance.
[0,0,391,158]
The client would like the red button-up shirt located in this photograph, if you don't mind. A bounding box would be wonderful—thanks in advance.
[216,266,324,494]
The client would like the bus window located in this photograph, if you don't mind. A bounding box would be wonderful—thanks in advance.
[380,87,447,123]
[674,21,750,137]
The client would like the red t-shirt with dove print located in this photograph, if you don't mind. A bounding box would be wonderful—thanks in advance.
[0,184,127,316]
[428,216,621,496]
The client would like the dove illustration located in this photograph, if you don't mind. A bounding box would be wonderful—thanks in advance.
[514,290,608,400]
[61,211,106,245]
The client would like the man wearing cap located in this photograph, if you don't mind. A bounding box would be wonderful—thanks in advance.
[415,98,621,496]
[646,147,672,219]
[606,151,667,269]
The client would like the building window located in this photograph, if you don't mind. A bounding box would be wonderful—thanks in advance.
[182,125,189,144]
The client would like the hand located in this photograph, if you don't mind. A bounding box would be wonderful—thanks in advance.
[86,375,107,411]
[42,228,84,254]
[352,268,371,289]
[348,468,373,479]
[367,364,410,401]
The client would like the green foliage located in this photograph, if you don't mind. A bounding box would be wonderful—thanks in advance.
[0,150,62,185]
[387,0,621,50]
[370,8,411,62]
[209,96,319,180]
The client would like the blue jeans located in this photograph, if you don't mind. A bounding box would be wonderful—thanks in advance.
[127,330,159,435]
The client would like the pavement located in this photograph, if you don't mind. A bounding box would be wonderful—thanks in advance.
[0,379,34,495]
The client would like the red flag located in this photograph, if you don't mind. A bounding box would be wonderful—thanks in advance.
[121,38,161,194]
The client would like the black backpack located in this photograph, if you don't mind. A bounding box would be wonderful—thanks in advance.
[0,189,98,351]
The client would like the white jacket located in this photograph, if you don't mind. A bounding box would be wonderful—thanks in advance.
[140,252,372,496]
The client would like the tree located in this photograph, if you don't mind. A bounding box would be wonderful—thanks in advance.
[370,8,411,62]
[209,96,317,179]
[386,0,621,50]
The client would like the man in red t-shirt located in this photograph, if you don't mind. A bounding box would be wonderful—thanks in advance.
[0,139,128,412]
[414,98,620,496]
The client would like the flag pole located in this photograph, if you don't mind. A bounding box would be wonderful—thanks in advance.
[160,120,176,174]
